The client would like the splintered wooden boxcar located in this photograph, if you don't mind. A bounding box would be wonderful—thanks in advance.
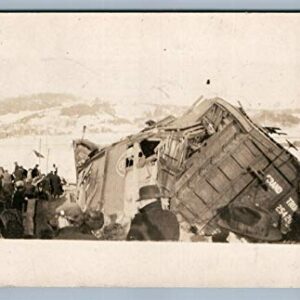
[157,98,300,234]
[73,97,300,238]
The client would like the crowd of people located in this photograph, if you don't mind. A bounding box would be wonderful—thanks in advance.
[0,162,65,238]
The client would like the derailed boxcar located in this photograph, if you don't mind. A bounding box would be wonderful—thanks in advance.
[73,117,175,237]
[73,98,300,241]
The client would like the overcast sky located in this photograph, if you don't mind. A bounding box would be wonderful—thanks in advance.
[0,13,299,109]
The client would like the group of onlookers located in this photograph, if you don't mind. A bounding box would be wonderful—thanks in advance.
[0,162,65,238]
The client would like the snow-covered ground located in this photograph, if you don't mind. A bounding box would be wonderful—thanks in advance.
[0,132,129,183]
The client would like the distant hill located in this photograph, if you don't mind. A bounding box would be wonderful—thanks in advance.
[0,93,298,139]
[0,93,76,115]
[0,93,188,139]
[249,110,300,127]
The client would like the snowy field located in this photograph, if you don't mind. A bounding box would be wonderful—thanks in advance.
[0,132,129,183]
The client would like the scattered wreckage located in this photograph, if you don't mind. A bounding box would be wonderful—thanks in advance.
[73,97,300,242]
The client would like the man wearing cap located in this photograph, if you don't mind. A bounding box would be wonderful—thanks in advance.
[126,185,179,241]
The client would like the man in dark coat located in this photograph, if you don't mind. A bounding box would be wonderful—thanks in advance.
[11,182,25,213]
[50,171,63,198]
[20,166,28,180]
[31,164,40,179]
[13,165,24,182]
[127,185,179,241]
[41,176,51,195]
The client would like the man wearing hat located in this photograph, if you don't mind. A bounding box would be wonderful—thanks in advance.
[54,209,104,240]
[126,185,179,241]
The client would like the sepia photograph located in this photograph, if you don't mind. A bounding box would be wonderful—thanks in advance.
[0,12,299,243]
[0,12,300,287]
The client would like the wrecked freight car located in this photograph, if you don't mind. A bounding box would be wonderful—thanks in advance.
[73,98,300,242]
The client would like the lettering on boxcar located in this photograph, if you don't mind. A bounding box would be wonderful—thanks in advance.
[275,204,293,227]
[286,197,298,212]
[265,174,283,194]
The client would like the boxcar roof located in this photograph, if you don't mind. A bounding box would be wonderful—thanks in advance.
[168,97,253,132]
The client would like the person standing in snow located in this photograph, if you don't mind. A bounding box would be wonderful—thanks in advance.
[31,164,40,179]
[11,181,26,216]
[13,163,24,182]
[23,179,38,237]
[49,171,63,199]
[127,185,180,241]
